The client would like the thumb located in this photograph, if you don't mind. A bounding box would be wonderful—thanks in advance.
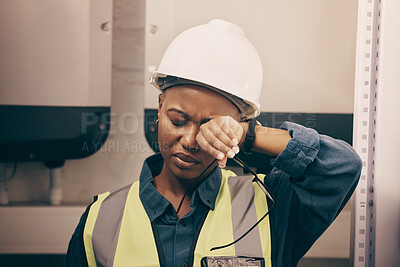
[218,156,228,168]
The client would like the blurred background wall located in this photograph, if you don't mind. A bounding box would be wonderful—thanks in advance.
[3,0,151,205]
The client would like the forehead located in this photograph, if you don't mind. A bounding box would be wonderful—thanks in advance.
[162,85,240,118]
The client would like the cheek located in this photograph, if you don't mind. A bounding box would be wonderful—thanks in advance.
[157,120,178,154]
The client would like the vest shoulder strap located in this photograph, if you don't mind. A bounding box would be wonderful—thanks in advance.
[84,184,132,267]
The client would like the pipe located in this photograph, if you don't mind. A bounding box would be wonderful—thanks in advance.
[49,167,62,205]
[0,163,9,205]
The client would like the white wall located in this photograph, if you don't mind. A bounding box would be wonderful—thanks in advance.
[374,0,400,265]
[145,0,358,114]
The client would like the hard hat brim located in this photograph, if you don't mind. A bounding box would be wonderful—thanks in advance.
[150,72,260,119]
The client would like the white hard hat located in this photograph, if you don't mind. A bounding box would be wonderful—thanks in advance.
[150,19,263,118]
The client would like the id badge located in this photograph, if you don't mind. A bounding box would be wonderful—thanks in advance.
[201,256,265,267]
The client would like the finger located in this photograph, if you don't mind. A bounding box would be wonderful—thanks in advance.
[219,117,242,144]
[196,133,225,160]
[231,117,245,144]
[237,122,248,147]
[207,120,238,149]
[200,125,236,158]
[218,157,228,168]
[220,117,242,154]
[233,121,245,147]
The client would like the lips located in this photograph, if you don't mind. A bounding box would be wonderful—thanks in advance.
[173,153,199,169]
[174,153,199,163]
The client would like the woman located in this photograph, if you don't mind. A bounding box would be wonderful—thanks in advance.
[66,19,362,267]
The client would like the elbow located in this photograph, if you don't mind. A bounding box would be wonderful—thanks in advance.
[349,146,363,183]
[336,146,363,203]
[337,139,363,183]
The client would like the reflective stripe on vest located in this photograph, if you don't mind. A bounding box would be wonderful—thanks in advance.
[83,169,272,267]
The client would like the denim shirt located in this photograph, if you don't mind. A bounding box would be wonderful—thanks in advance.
[65,121,362,267]
[138,153,221,267]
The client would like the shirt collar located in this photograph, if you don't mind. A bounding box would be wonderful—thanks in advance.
[193,165,221,211]
[139,153,222,222]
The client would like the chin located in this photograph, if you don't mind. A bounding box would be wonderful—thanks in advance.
[171,164,202,180]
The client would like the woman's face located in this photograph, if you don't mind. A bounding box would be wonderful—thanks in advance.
[158,85,241,180]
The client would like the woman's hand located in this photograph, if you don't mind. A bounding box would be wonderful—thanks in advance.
[196,116,245,168]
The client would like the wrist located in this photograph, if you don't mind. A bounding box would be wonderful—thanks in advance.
[238,119,261,154]
[238,122,249,149]
[253,126,291,156]
[244,119,256,154]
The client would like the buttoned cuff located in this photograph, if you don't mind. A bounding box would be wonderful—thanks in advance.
[270,121,320,178]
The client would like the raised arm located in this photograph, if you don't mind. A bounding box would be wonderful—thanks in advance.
[264,121,362,265]
[196,118,362,265]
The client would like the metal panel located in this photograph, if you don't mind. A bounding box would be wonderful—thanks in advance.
[0,0,112,107]
[352,0,380,266]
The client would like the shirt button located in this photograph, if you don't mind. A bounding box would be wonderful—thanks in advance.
[181,263,187,267]
[181,220,187,227]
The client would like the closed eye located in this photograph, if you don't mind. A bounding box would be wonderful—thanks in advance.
[171,119,187,127]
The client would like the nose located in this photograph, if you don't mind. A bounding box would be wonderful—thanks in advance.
[180,125,201,152]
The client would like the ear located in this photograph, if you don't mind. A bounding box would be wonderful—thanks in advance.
[158,93,164,112]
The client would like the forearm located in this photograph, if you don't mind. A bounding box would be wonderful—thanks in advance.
[239,123,292,156]
[253,125,292,156]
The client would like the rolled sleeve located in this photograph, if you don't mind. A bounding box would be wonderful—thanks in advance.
[266,121,362,266]
[270,121,320,178]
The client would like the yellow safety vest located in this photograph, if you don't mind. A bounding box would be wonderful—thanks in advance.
[83,169,272,267]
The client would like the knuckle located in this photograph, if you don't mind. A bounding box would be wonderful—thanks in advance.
[222,117,229,127]
[222,123,230,133]
[227,116,235,124]
[210,139,220,149]
[195,134,202,143]
[227,127,235,136]
[210,119,218,128]
[209,139,219,147]
[213,124,224,136]
[197,134,209,146]
[214,129,224,138]
[199,123,207,132]
[209,121,218,132]
[214,140,229,152]
[199,142,210,152]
